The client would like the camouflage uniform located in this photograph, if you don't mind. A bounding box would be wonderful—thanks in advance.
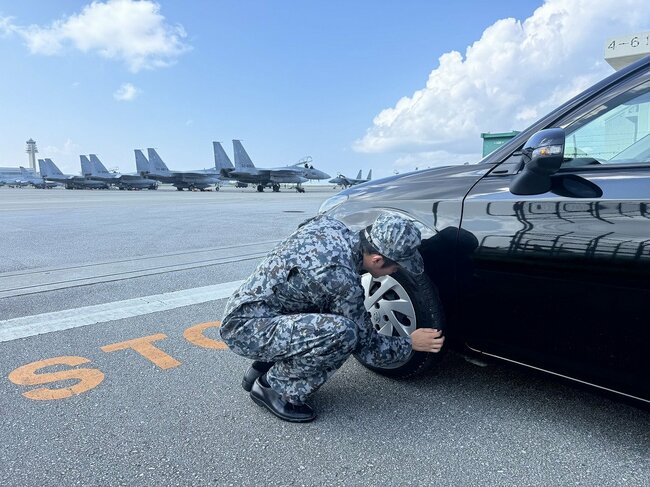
[220,214,413,405]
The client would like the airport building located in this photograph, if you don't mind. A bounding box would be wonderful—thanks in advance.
[0,139,40,176]
[604,31,650,70]
[480,131,520,157]
[0,167,25,177]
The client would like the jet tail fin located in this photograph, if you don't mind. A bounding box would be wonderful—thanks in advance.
[366,169,372,180]
[134,150,150,174]
[213,141,234,170]
[89,154,111,175]
[355,169,362,180]
[80,155,93,176]
[42,158,64,177]
[147,148,169,173]
[232,140,255,169]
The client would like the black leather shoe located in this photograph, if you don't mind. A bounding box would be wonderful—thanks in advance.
[250,378,316,423]
[242,361,275,392]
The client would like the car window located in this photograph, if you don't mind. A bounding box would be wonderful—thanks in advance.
[561,79,650,167]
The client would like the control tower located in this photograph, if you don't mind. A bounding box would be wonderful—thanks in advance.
[26,139,38,172]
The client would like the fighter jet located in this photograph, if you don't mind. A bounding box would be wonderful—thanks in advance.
[0,172,26,187]
[17,166,59,188]
[0,167,31,187]
[81,154,158,190]
[217,140,330,193]
[0,178,18,187]
[135,148,222,191]
[38,158,109,190]
[329,169,372,188]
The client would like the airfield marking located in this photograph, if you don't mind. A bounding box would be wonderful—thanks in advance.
[8,322,226,400]
[8,356,106,401]
[0,280,243,343]
[183,321,228,349]
[0,249,269,299]
[101,333,181,369]
[1,240,280,279]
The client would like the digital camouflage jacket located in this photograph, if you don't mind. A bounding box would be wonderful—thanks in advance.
[221,214,412,367]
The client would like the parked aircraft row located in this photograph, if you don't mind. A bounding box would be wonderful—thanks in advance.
[81,154,158,190]
[0,166,59,188]
[38,158,111,190]
[22,140,332,193]
[329,169,372,188]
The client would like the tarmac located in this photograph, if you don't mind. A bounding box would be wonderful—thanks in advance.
[0,186,648,486]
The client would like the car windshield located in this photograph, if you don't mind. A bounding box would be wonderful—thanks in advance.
[562,79,650,166]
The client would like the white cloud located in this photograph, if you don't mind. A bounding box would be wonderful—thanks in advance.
[354,0,650,170]
[4,0,190,72]
[43,139,80,156]
[0,16,16,36]
[114,82,140,101]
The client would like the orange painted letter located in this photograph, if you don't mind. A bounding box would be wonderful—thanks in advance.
[8,356,105,401]
[183,321,228,350]
[101,333,181,369]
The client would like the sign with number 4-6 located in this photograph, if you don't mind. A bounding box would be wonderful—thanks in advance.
[605,31,650,70]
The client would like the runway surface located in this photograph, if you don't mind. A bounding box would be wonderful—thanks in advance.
[0,187,648,486]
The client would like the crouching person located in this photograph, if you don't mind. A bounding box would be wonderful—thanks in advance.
[220,213,444,422]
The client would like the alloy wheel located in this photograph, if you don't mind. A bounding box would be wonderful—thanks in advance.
[361,274,417,338]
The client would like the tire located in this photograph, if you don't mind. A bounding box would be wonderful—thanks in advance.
[357,269,445,379]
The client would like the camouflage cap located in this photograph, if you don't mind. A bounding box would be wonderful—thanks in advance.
[364,213,424,275]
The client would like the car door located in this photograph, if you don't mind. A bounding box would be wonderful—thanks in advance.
[457,73,650,401]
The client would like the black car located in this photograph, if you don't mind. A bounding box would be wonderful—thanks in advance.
[320,55,650,404]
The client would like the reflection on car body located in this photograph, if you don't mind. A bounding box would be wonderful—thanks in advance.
[321,55,650,404]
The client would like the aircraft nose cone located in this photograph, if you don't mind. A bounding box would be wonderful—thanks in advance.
[309,169,330,180]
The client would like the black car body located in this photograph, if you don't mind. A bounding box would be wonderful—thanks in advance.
[321,55,650,404]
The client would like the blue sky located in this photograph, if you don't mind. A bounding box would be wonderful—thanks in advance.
[1,1,648,178]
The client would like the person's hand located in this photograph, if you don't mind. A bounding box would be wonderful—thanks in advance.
[411,328,445,353]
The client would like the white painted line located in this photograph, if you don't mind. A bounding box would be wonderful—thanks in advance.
[0,280,244,343]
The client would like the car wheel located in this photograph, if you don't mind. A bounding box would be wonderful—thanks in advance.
[357,269,444,378]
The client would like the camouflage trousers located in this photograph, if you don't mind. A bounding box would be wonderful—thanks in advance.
[221,312,358,404]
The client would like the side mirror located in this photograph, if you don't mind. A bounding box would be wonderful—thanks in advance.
[510,128,565,195]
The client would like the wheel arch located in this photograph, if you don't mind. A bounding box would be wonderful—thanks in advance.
[332,207,458,312]
[331,206,466,341]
